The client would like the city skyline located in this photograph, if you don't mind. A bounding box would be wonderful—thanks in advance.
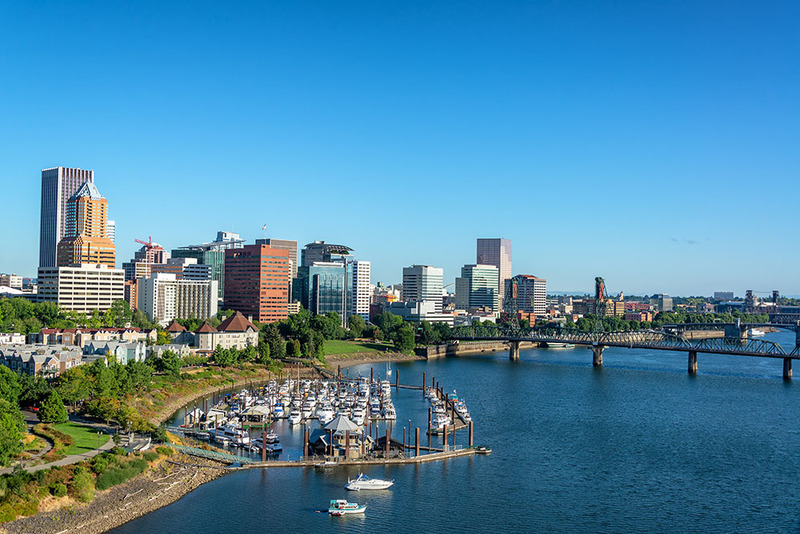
[1,2,798,296]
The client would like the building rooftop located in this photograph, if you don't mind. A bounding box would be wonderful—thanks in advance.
[69,181,104,201]
[217,311,258,332]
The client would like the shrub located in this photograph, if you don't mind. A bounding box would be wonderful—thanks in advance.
[110,447,127,456]
[142,452,158,462]
[70,470,95,503]
[91,457,108,475]
[18,499,38,517]
[51,483,67,497]
[0,503,16,523]
[94,459,148,491]
[155,446,173,456]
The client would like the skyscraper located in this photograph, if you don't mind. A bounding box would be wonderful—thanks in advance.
[39,167,94,268]
[402,265,444,313]
[224,243,290,323]
[351,260,371,321]
[455,264,500,312]
[476,238,512,309]
[56,182,116,267]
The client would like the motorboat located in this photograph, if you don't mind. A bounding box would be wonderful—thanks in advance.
[210,424,250,446]
[345,473,394,491]
[288,409,302,425]
[748,328,766,337]
[328,499,366,516]
[383,403,397,420]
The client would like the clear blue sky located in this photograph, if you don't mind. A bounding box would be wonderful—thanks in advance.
[1,1,798,297]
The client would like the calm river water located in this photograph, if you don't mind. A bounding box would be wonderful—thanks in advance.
[110,331,800,533]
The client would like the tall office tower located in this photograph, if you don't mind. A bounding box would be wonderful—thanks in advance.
[172,231,244,299]
[301,241,353,267]
[224,243,290,323]
[477,238,512,309]
[106,220,116,245]
[402,265,444,313]
[455,264,500,312]
[216,231,244,248]
[294,262,353,324]
[351,260,371,322]
[256,239,298,278]
[56,182,116,267]
[505,275,547,316]
[39,167,95,268]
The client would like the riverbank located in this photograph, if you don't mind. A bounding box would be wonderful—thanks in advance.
[326,352,426,371]
[1,455,229,534]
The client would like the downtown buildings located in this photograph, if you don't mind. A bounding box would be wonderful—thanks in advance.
[224,242,290,323]
[37,172,124,314]
[476,238,511,310]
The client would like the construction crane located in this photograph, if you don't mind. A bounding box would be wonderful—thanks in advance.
[135,236,161,249]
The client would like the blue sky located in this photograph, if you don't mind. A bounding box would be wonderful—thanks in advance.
[1,1,798,296]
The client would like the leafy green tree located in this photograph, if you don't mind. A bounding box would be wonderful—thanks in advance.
[418,321,441,345]
[241,345,257,363]
[256,340,271,364]
[18,374,52,408]
[125,360,153,393]
[374,312,403,338]
[39,390,69,423]
[0,367,21,405]
[159,350,182,377]
[260,323,286,359]
[56,366,92,408]
[394,323,416,354]
[347,315,365,338]
[0,398,25,466]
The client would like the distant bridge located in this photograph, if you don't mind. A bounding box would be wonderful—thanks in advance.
[450,325,800,380]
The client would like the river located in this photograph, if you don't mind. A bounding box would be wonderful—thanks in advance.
[110,330,800,533]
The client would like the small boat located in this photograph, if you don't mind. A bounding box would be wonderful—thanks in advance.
[748,328,765,337]
[345,473,394,491]
[315,460,337,469]
[328,499,366,516]
[475,446,492,455]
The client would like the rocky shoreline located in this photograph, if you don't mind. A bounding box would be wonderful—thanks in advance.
[3,353,428,533]
[1,455,230,534]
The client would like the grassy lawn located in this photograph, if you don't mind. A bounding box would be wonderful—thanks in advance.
[53,422,110,455]
[324,339,393,357]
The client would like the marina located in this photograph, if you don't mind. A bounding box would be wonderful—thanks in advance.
[169,367,481,468]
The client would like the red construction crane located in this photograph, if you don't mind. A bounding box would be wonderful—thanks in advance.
[135,236,157,248]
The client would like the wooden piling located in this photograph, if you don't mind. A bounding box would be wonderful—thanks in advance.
[371,367,374,383]
[385,428,390,457]
[402,427,406,450]
[415,427,420,457]
[345,430,350,460]
[395,369,399,390]
[468,421,473,447]
[423,372,426,396]
[443,425,448,452]
[262,431,267,462]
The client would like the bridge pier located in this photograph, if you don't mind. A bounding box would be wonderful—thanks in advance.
[591,345,604,367]
[783,358,792,380]
[688,351,697,374]
[509,341,520,361]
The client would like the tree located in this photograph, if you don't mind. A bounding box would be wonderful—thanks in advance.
[0,366,21,405]
[418,321,441,345]
[394,323,416,354]
[0,399,25,466]
[256,340,271,364]
[260,323,286,359]
[348,315,365,338]
[18,374,52,408]
[39,390,68,423]
[159,350,182,377]
[57,366,92,409]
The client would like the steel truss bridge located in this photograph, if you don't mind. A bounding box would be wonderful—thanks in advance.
[450,326,799,379]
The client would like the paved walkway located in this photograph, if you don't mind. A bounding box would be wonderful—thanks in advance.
[2,415,118,474]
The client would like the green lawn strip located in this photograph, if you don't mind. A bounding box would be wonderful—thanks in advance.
[52,422,110,455]
[324,340,394,356]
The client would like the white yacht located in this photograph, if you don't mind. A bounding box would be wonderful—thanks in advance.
[211,424,250,446]
[383,402,397,420]
[345,473,394,491]
[288,409,302,425]
[352,407,366,426]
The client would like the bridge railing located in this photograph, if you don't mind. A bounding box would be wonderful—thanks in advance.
[450,327,788,356]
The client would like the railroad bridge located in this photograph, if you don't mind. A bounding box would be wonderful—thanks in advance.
[450,324,800,380]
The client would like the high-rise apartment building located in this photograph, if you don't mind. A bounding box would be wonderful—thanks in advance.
[402,265,444,313]
[39,167,95,268]
[456,264,500,312]
[505,275,547,316]
[137,273,218,326]
[106,220,116,245]
[351,260,371,321]
[476,238,512,309]
[56,182,116,268]
[150,257,212,281]
[224,244,290,323]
